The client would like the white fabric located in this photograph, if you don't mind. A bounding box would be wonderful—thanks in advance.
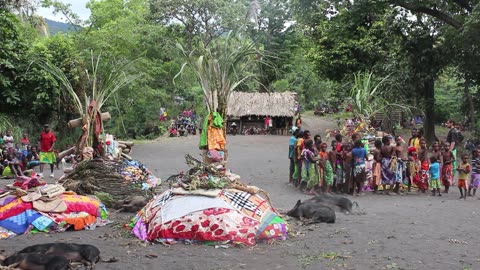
[159,195,234,224]
[3,135,14,148]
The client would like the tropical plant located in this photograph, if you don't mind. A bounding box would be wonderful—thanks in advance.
[349,71,410,121]
[175,31,262,121]
[36,52,142,159]
[0,114,13,133]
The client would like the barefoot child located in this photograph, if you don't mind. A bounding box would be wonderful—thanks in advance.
[343,143,353,194]
[319,142,334,194]
[442,142,454,193]
[302,139,320,195]
[429,156,441,196]
[381,136,395,194]
[468,149,479,196]
[406,147,419,192]
[371,140,382,192]
[457,153,471,199]
[416,138,429,193]
[352,140,367,196]
[292,130,305,187]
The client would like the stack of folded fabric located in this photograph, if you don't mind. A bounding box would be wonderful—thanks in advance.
[0,184,109,239]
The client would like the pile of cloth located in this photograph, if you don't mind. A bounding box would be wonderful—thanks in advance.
[130,155,287,246]
[0,184,108,239]
[12,172,46,190]
[119,159,159,190]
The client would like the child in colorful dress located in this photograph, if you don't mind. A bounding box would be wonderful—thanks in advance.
[429,156,441,196]
[406,146,419,192]
[302,139,319,195]
[416,138,429,193]
[457,153,471,200]
[442,142,454,193]
[320,142,334,194]
[292,130,305,187]
[468,149,479,196]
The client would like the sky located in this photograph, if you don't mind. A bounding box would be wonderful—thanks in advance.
[37,0,91,22]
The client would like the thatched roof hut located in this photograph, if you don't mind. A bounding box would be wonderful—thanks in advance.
[227,91,297,117]
[226,91,297,135]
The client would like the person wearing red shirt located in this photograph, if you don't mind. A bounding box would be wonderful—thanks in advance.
[39,124,56,178]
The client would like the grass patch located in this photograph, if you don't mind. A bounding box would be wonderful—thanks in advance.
[298,251,351,269]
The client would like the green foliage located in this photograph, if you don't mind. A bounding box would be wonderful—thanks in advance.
[175,31,262,115]
[435,71,464,123]
[1,0,480,144]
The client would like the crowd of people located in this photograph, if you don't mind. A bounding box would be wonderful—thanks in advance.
[288,119,480,199]
[0,124,57,178]
[168,109,198,137]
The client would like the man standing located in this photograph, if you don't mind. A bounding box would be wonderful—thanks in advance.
[39,124,56,178]
[446,120,459,171]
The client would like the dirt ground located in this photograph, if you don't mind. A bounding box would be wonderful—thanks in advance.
[2,116,480,270]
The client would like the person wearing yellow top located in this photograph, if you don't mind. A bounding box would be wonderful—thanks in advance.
[456,153,471,200]
[408,128,420,151]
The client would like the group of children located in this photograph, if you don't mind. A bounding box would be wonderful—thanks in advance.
[0,131,40,177]
[288,128,480,199]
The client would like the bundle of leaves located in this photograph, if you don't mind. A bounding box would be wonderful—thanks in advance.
[61,158,156,207]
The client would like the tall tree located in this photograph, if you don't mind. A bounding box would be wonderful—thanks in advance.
[149,0,247,49]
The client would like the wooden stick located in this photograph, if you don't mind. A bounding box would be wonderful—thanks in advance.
[117,141,134,147]
[68,112,111,129]
[58,146,75,160]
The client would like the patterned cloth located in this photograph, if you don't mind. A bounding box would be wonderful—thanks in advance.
[206,113,226,150]
[335,163,345,184]
[381,158,394,185]
[394,160,405,184]
[442,163,453,187]
[429,179,441,190]
[414,161,429,191]
[133,189,287,246]
[324,161,334,186]
[0,209,41,234]
[39,151,56,164]
[469,174,480,189]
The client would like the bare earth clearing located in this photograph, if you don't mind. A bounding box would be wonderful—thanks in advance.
[2,116,480,270]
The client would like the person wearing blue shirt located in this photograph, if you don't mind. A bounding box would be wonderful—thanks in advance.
[351,140,367,196]
[288,128,299,185]
[429,156,441,196]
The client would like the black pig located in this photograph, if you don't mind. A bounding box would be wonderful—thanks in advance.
[16,243,100,269]
[2,253,69,270]
[308,194,358,214]
[287,199,336,224]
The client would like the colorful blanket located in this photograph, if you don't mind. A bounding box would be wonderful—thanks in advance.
[132,188,287,246]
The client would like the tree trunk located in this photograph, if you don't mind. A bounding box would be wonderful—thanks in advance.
[423,77,436,144]
[464,75,475,130]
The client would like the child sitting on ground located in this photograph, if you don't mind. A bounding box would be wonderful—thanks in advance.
[429,156,441,196]
[6,151,24,177]
[457,153,471,200]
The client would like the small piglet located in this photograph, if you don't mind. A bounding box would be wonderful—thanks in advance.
[287,199,336,224]
[16,243,100,269]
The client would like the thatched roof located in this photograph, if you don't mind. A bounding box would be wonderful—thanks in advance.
[227,91,297,117]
